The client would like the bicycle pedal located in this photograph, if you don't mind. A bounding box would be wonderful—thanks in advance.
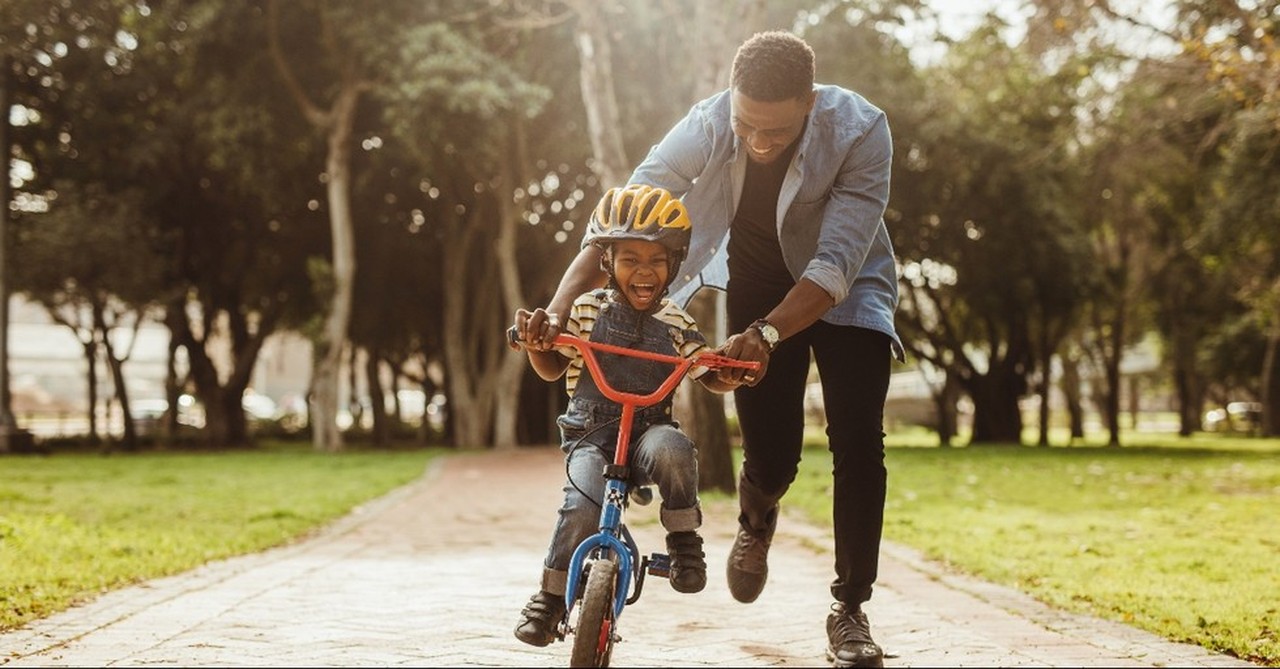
[646,552,671,577]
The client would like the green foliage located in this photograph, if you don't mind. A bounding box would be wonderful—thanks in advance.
[0,444,439,630]
[380,21,550,172]
[17,181,165,306]
[788,438,1280,665]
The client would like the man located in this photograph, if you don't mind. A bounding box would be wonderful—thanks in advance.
[526,30,901,668]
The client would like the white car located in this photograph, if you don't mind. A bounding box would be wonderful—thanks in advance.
[1203,401,1262,433]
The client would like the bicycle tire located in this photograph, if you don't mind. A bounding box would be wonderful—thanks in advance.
[570,557,618,667]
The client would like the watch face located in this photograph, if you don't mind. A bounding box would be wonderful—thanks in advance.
[753,321,779,347]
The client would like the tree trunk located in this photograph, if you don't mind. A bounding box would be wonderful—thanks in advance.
[1103,327,1123,447]
[1173,357,1197,437]
[419,375,437,444]
[933,371,960,447]
[163,299,271,449]
[164,327,183,442]
[83,339,101,445]
[97,316,137,451]
[442,206,497,450]
[0,54,14,453]
[198,385,247,449]
[1060,350,1085,442]
[367,351,388,446]
[267,1,362,453]
[680,290,735,493]
[966,366,1023,444]
[1036,379,1051,447]
[492,121,535,450]
[1262,330,1280,437]
[347,351,363,431]
[310,341,341,449]
[1035,318,1053,447]
[309,85,361,452]
[570,1,629,188]
[1127,374,1141,430]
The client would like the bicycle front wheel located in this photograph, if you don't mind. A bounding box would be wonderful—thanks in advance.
[570,557,619,668]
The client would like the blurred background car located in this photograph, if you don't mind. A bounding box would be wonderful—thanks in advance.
[1203,401,1263,434]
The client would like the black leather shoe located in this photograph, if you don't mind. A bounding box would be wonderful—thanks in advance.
[826,602,884,667]
[514,590,566,647]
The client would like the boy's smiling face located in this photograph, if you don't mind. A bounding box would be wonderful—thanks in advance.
[609,239,670,311]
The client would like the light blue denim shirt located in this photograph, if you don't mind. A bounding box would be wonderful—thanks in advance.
[618,84,903,360]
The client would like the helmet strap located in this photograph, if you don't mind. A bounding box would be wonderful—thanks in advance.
[599,245,620,289]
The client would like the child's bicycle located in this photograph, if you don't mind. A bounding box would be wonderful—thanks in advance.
[507,327,760,667]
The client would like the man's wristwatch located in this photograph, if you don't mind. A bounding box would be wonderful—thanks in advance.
[749,319,780,352]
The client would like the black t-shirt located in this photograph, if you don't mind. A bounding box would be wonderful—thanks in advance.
[727,138,800,294]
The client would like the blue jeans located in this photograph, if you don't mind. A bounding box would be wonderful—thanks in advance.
[539,421,701,596]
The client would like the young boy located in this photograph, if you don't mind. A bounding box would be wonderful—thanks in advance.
[510,184,741,647]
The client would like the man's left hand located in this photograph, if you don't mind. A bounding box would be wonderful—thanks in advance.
[715,329,772,387]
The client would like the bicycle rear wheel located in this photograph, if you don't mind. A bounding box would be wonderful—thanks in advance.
[570,557,619,667]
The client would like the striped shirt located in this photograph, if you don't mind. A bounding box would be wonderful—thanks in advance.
[559,290,710,396]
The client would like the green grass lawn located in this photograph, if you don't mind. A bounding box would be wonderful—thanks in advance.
[0,442,438,631]
[788,432,1280,666]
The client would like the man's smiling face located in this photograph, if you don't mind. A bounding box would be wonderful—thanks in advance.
[730,88,814,165]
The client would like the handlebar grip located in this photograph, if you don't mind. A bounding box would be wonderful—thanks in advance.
[506,326,521,350]
[695,353,762,372]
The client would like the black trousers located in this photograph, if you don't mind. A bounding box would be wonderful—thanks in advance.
[728,282,891,606]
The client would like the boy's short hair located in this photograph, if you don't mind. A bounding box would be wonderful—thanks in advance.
[731,31,815,102]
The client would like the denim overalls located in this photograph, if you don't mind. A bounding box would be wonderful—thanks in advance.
[539,294,704,596]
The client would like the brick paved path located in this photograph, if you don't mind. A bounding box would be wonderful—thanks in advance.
[0,447,1259,667]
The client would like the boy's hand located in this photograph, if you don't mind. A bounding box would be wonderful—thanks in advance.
[513,308,563,352]
[714,330,771,387]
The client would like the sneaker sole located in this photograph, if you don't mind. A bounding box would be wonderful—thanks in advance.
[825,646,884,668]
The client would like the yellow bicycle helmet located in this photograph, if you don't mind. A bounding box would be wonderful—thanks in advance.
[587,184,692,279]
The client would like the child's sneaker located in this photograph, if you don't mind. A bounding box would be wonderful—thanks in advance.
[514,590,566,647]
[666,531,707,593]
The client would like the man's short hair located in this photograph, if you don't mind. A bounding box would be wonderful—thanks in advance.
[731,31,815,102]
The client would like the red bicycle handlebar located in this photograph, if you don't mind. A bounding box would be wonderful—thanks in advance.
[507,326,761,471]
[506,327,760,410]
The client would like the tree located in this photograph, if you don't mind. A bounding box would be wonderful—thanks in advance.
[1179,0,1280,435]
[265,0,380,452]
[1,0,129,451]
[379,17,554,448]
[888,18,1093,444]
[16,184,164,451]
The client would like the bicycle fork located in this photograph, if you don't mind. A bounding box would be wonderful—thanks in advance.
[562,403,673,633]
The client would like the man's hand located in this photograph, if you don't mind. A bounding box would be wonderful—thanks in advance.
[714,328,772,387]
[512,308,563,352]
